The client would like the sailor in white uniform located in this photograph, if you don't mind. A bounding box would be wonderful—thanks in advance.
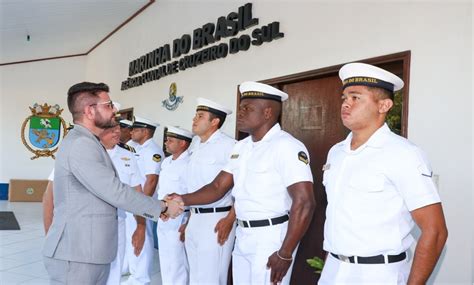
[100,124,143,285]
[319,63,448,284]
[171,82,315,285]
[125,116,164,285]
[185,98,237,285]
[156,126,193,285]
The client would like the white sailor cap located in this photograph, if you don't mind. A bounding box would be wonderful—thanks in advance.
[239,81,289,102]
[196,97,232,117]
[166,126,193,142]
[119,119,133,129]
[339,62,404,92]
[133,116,159,130]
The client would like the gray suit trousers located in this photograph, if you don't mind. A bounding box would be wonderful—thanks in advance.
[44,256,110,285]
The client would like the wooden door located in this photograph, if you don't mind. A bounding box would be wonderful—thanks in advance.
[279,74,348,284]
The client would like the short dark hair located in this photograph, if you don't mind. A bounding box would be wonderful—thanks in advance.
[367,86,393,101]
[208,112,226,129]
[67,82,109,120]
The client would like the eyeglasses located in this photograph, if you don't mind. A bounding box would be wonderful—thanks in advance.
[90,100,114,109]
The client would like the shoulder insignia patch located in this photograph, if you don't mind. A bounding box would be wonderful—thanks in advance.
[153,154,162,162]
[298,151,309,164]
[118,142,136,153]
[230,154,239,159]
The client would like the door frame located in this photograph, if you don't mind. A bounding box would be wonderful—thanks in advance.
[237,50,411,138]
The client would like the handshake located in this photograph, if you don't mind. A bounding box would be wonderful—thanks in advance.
[159,194,185,221]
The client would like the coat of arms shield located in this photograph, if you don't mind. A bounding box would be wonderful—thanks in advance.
[21,103,68,159]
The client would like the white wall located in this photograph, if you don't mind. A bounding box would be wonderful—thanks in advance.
[0,0,471,283]
[0,57,86,183]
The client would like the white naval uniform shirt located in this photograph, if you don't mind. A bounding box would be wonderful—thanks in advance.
[106,145,141,218]
[323,123,441,257]
[156,151,190,285]
[223,123,313,220]
[134,138,164,191]
[157,150,190,200]
[187,129,235,207]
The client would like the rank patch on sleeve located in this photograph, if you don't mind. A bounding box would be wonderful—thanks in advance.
[298,151,309,164]
[153,154,162,162]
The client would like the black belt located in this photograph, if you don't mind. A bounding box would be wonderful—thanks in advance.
[330,252,406,264]
[191,206,232,214]
[237,214,289,228]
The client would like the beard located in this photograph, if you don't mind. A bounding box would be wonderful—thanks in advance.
[94,111,117,129]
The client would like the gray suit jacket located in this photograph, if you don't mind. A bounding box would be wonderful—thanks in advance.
[43,124,162,264]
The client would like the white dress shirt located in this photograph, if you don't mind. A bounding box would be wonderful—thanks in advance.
[223,123,314,220]
[323,123,441,257]
[186,129,235,208]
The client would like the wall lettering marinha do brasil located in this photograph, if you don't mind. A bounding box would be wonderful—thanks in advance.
[121,3,284,90]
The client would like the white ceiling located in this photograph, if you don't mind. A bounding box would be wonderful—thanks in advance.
[0,0,151,65]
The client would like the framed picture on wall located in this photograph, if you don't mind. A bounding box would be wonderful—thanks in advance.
[117,107,133,121]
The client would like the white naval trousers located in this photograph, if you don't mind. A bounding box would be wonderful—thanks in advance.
[185,211,236,285]
[232,221,296,285]
[157,216,189,285]
[124,212,155,285]
[318,253,410,285]
[106,216,126,285]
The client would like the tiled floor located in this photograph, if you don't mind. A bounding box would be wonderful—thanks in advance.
[0,201,162,284]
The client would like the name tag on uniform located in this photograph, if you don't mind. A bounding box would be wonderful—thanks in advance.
[230,154,239,159]
[322,164,331,171]
[120,157,130,161]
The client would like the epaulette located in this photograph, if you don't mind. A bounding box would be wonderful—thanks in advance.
[118,142,136,153]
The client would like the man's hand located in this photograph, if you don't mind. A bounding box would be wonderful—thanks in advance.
[266,251,293,285]
[178,223,187,242]
[166,193,183,204]
[159,213,169,222]
[163,197,184,218]
[214,207,235,245]
[132,224,146,256]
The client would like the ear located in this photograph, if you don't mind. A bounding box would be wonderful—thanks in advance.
[378,98,393,114]
[83,105,95,120]
[263,106,273,120]
[210,117,220,128]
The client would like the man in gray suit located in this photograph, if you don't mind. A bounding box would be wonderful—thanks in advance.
[43,82,182,284]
